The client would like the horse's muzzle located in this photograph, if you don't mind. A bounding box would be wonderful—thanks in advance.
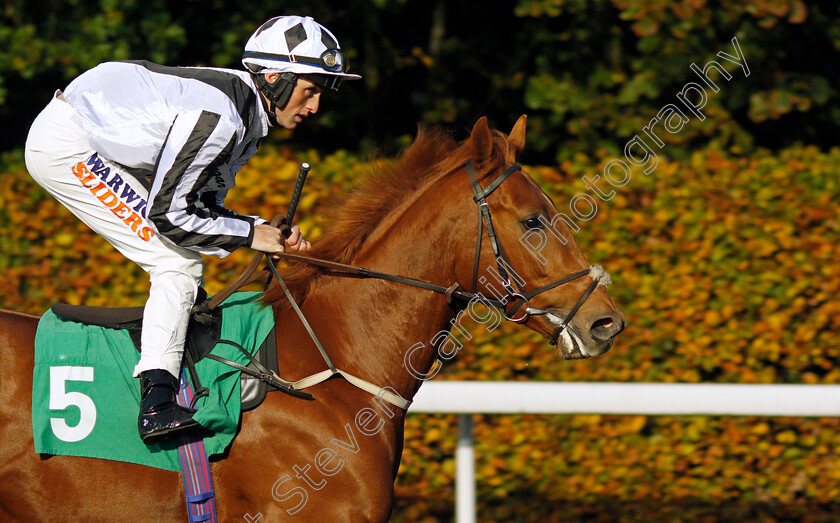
[543,309,624,359]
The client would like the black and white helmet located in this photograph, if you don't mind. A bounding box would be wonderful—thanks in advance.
[243,15,360,92]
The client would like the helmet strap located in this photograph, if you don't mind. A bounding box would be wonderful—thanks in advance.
[253,72,298,125]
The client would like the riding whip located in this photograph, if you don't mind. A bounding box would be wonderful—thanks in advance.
[283,162,311,237]
[199,161,312,312]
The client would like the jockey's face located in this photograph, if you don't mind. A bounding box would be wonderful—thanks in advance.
[264,74,322,130]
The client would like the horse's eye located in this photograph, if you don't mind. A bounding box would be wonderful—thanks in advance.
[522,217,543,229]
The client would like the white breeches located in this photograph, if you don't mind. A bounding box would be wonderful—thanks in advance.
[24,92,204,378]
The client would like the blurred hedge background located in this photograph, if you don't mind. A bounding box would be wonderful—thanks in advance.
[2,0,840,521]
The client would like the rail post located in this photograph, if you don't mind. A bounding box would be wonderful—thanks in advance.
[456,414,476,523]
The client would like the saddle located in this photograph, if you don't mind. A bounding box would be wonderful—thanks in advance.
[50,290,280,411]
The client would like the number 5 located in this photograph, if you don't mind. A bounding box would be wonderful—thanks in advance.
[49,366,96,442]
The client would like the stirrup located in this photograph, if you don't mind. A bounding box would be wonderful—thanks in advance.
[138,370,201,443]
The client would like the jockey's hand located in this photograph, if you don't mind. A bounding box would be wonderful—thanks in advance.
[251,224,311,257]
[283,225,311,254]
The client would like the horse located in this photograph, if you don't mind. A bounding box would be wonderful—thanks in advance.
[0,115,625,521]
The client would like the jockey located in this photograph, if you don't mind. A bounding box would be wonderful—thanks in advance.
[24,16,360,443]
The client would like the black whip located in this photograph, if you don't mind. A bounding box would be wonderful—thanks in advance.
[283,162,311,237]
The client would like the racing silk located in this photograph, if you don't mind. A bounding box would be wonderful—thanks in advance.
[63,61,270,257]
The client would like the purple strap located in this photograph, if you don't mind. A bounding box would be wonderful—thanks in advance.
[176,370,217,523]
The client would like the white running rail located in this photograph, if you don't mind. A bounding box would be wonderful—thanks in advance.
[408,382,840,523]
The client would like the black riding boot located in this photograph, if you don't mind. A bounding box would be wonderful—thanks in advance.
[138,369,199,443]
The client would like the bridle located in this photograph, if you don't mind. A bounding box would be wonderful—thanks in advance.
[264,159,608,346]
[464,159,607,345]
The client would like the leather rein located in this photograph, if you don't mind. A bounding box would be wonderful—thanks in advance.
[199,159,608,408]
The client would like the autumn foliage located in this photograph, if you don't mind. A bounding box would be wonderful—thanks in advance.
[2,137,838,520]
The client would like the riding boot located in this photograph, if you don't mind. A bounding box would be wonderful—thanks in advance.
[138,369,200,443]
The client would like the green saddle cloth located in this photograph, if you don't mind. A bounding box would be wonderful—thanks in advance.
[32,292,275,471]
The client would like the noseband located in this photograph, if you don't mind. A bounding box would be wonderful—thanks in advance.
[465,159,607,345]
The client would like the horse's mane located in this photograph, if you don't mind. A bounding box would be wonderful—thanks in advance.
[263,123,516,309]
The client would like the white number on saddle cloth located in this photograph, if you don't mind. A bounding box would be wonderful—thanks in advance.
[49,366,97,442]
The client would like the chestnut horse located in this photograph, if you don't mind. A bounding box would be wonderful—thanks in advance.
[0,116,624,521]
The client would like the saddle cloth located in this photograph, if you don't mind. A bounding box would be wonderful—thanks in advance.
[31,292,275,471]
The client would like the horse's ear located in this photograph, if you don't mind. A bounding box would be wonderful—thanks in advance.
[470,116,493,164]
[508,114,527,159]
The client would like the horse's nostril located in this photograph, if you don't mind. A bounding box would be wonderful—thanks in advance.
[590,316,621,341]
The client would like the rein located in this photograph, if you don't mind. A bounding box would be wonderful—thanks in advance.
[202,159,609,408]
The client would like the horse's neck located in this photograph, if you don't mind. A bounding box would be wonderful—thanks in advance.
[275,177,471,403]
